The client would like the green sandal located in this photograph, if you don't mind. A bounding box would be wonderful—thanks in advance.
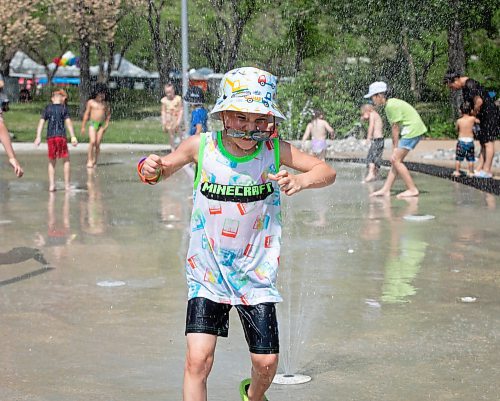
[239,378,269,401]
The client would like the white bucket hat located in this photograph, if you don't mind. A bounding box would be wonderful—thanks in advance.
[364,81,388,98]
[210,67,286,122]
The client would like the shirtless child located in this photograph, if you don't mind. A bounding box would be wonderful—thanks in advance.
[360,104,384,182]
[81,85,111,168]
[453,101,479,177]
[301,109,335,161]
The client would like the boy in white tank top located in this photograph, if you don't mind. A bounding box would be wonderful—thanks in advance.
[139,67,336,401]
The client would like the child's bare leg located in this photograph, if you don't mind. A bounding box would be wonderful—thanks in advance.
[168,128,175,150]
[87,127,97,168]
[183,333,217,401]
[94,128,105,166]
[364,163,377,182]
[467,162,474,176]
[63,158,71,190]
[319,149,326,161]
[247,353,278,401]
[392,149,419,198]
[452,161,461,177]
[48,159,57,191]
[371,166,397,197]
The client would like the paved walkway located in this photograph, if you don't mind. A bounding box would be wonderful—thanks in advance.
[327,139,500,195]
[4,139,499,194]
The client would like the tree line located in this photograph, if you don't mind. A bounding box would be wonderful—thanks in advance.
[1,0,498,133]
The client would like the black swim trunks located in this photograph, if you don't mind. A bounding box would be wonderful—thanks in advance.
[185,297,279,354]
[366,138,385,168]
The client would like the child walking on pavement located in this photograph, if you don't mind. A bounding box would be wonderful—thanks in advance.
[35,90,77,191]
[453,101,478,177]
[138,67,336,401]
[81,84,111,168]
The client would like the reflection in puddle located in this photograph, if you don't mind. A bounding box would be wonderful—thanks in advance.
[381,239,428,303]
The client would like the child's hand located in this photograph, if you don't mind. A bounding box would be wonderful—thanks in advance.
[141,154,163,178]
[268,169,302,196]
[71,136,78,146]
[80,127,85,135]
[34,137,41,147]
[8,158,23,177]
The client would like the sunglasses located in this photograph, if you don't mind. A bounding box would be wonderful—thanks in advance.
[225,129,276,141]
[222,114,278,142]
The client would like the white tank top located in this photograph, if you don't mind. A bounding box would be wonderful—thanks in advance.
[185,131,283,305]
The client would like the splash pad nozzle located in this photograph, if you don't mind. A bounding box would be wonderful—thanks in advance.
[273,373,312,385]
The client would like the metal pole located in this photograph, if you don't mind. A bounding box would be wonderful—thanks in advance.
[181,0,189,138]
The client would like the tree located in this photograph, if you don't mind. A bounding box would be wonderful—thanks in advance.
[280,0,320,73]
[51,0,122,114]
[22,3,73,91]
[145,0,180,91]
[195,0,260,72]
[0,0,46,77]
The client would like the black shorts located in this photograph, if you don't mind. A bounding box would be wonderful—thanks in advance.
[456,140,475,162]
[366,138,384,168]
[185,297,279,354]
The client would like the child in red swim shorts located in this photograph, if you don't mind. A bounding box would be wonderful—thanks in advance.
[35,90,77,191]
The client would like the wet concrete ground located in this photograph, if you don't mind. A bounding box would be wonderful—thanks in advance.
[1,149,499,401]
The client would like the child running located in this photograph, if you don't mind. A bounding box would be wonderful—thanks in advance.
[453,101,478,177]
[360,104,384,182]
[81,84,111,168]
[138,67,336,401]
[301,109,335,161]
[35,90,77,191]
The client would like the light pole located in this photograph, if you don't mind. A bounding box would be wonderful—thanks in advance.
[181,0,189,137]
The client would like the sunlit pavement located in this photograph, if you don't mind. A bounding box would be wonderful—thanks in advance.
[1,149,499,401]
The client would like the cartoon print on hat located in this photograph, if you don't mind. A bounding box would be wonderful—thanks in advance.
[210,67,286,122]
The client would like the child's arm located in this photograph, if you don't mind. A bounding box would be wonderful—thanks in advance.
[0,121,23,177]
[160,100,167,129]
[366,113,375,140]
[325,121,335,139]
[194,123,203,135]
[103,103,111,130]
[176,102,183,128]
[268,141,336,196]
[140,134,200,181]
[81,100,91,135]
[65,118,77,146]
[301,123,311,142]
[35,118,45,146]
[391,124,400,148]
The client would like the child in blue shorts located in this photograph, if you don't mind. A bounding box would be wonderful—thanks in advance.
[364,81,427,199]
[139,67,336,401]
[453,101,478,177]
